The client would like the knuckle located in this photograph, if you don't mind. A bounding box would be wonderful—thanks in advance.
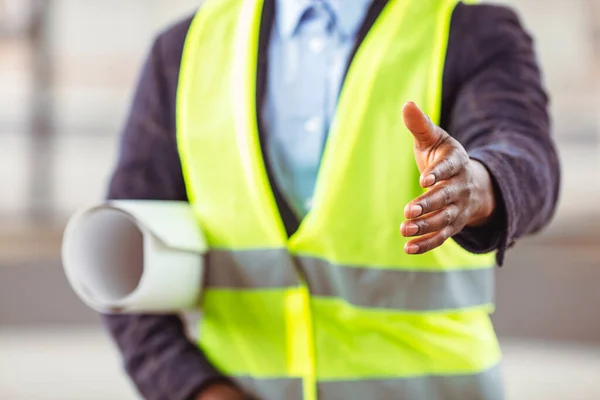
[439,134,452,147]
[438,227,451,243]
[419,240,432,254]
[444,226,455,240]
[421,196,432,212]
[443,158,456,176]
[442,209,453,226]
[452,204,462,219]
[441,185,453,204]
[463,182,474,198]
[419,219,430,234]
[461,207,472,222]
[438,233,448,244]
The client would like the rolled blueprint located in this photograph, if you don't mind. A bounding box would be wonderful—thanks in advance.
[62,201,207,314]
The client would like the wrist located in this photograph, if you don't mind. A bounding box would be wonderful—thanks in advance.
[195,382,246,400]
[466,159,496,227]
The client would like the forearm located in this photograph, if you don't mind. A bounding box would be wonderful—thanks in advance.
[442,4,559,263]
[103,27,232,398]
[103,314,227,400]
[453,128,559,264]
[469,137,559,237]
[105,174,230,399]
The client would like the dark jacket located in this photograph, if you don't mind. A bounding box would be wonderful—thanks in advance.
[104,2,560,399]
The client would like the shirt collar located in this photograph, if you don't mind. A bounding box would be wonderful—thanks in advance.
[327,0,374,39]
[276,0,312,38]
[276,0,374,39]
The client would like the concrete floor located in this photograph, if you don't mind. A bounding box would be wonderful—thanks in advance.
[0,328,599,400]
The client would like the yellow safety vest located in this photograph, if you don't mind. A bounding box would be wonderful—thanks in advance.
[177,0,503,399]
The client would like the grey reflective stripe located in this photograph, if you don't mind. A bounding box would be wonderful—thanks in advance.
[299,256,494,311]
[233,376,303,400]
[226,366,503,400]
[205,249,299,289]
[204,249,494,310]
[318,364,504,400]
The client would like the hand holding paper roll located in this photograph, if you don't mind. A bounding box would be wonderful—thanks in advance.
[61,201,207,314]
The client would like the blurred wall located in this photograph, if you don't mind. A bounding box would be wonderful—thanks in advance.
[503,0,600,142]
[0,0,198,220]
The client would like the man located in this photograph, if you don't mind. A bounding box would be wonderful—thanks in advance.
[105,0,560,399]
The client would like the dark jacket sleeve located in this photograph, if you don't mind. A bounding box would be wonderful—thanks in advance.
[102,18,229,400]
[443,4,560,265]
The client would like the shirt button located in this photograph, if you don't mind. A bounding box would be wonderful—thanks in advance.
[304,117,321,134]
[305,197,314,210]
[308,37,325,53]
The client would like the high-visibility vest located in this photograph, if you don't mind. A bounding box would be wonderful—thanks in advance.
[177,0,503,399]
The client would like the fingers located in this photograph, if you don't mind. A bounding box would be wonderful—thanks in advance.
[404,227,454,255]
[419,150,467,188]
[404,184,462,218]
[401,182,466,255]
[401,205,459,237]
[402,101,444,151]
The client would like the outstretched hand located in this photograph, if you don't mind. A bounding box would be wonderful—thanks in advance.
[400,102,496,255]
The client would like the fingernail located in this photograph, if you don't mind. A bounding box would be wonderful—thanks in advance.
[405,243,419,254]
[408,205,423,218]
[422,174,436,187]
[405,223,418,236]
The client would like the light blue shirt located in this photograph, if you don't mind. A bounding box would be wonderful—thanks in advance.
[263,0,373,218]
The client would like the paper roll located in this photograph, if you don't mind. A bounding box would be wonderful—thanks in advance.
[62,201,207,314]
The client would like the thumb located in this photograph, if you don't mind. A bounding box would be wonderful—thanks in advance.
[402,101,442,150]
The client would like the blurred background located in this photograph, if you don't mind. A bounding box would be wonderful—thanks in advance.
[0,0,599,399]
